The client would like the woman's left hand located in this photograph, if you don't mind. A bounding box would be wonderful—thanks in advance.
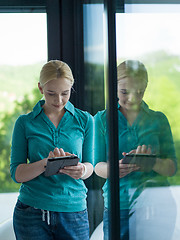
[59,162,86,179]
[50,147,86,179]
[127,145,155,172]
[119,159,140,178]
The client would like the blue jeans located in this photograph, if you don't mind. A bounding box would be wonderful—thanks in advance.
[13,200,89,240]
[103,208,129,240]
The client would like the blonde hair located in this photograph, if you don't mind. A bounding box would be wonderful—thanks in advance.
[117,60,148,86]
[39,60,74,86]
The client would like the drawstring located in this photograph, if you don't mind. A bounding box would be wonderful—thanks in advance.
[47,211,50,225]
[42,210,45,221]
[41,209,50,225]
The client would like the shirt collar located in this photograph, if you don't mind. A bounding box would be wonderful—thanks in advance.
[32,100,44,118]
[140,101,150,114]
[117,100,150,114]
[32,100,75,119]
[64,101,75,115]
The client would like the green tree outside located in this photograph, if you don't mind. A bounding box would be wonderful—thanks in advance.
[0,53,180,192]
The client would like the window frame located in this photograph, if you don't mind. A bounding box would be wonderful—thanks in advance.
[1,1,178,239]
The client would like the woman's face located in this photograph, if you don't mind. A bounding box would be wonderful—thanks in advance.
[117,77,147,112]
[38,78,72,113]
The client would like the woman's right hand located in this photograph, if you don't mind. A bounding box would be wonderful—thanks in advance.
[48,147,72,159]
[15,148,71,183]
[128,145,151,155]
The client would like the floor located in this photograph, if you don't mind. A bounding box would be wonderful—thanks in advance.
[1,187,180,239]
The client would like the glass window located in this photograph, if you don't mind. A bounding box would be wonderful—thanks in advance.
[83,2,105,237]
[83,3,105,115]
[0,13,47,224]
[116,3,180,239]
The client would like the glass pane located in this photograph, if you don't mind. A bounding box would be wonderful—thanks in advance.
[0,13,47,224]
[83,3,105,115]
[83,2,105,238]
[116,4,180,240]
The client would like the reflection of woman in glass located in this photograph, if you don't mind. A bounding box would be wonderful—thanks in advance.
[10,60,93,240]
[94,60,177,240]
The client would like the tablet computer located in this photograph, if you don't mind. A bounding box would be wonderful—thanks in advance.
[122,153,156,172]
[44,155,79,177]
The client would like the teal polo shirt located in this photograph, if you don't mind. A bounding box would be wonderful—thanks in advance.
[10,100,94,212]
[94,101,177,209]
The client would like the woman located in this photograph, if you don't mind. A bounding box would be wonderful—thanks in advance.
[10,60,94,240]
[94,60,177,240]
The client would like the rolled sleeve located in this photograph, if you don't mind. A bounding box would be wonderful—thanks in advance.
[94,111,107,166]
[158,112,177,171]
[10,116,28,183]
[82,113,94,165]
